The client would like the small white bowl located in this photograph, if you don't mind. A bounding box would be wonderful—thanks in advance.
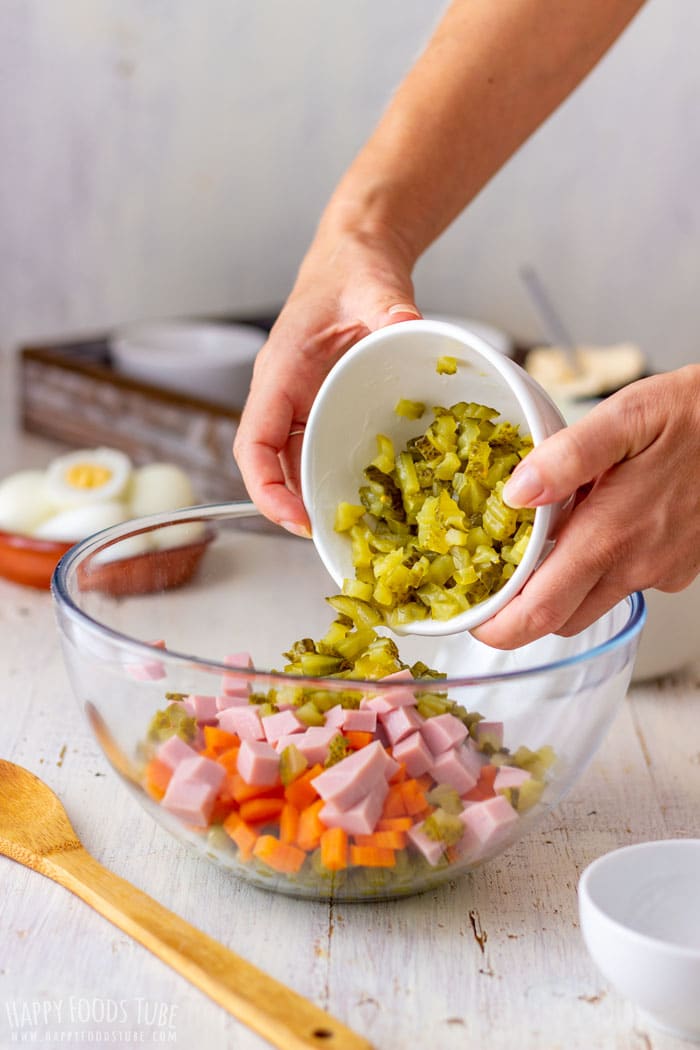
[111,320,267,407]
[579,840,700,1042]
[422,313,514,357]
[301,319,568,636]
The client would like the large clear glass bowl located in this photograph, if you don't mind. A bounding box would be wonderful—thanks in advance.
[52,502,645,902]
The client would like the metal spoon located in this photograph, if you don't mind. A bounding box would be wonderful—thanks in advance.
[519,264,583,376]
[0,759,373,1050]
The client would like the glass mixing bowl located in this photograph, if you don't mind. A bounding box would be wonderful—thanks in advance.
[52,502,645,902]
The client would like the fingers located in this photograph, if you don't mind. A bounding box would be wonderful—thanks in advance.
[503,380,655,509]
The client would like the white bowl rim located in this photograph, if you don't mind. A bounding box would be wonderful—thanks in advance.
[51,501,646,690]
[579,838,700,960]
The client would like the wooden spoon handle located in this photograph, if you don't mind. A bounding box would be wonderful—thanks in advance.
[41,847,373,1050]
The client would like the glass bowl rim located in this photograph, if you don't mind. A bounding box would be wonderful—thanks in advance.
[52,500,646,690]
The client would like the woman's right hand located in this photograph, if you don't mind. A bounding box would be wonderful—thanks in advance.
[233,221,421,536]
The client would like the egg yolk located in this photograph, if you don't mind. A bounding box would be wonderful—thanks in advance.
[64,464,113,490]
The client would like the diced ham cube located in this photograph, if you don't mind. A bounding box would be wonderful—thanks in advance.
[472,720,504,752]
[319,779,389,836]
[323,704,347,730]
[420,713,468,755]
[261,708,303,745]
[311,740,388,809]
[217,705,265,741]
[406,825,447,866]
[360,695,394,714]
[127,658,166,681]
[391,731,434,777]
[161,755,226,827]
[341,708,376,733]
[456,741,483,781]
[432,748,478,795]
[183,694,219,723]
[237,740,280,787]
[216,693,250,711]
[459,795,518,851]
[291,726,341,765]
[221,651,254,698]
[379,705,422,746]
[493,765,532,791]
[156,734,198,770]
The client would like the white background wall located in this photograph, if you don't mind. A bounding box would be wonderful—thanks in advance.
[2,0,699,372]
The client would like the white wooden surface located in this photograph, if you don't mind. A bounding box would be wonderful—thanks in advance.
[1,366,699,1050]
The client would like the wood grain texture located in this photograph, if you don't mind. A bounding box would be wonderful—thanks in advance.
[1,360,699,1050]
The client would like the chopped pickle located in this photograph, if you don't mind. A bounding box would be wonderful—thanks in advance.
[295,701,326,727]
[147,703,196,744]
[330,399,533,628]
[436,355,458,375]
[511,744,556,780]
[279,743,308,786]
[421,808,464,845]
[324,735,350,767]
[426,785,464,815]
[395,398,426,420]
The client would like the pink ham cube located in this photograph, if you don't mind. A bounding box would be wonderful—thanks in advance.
[221,651,254,698]
[217,705,265,741]
[361,695,394,714]
[216,693,250,711]
[161,755,226,827]
[432,747,478,795]
[291,726,341,765]
[319,779,389,836]
[156,735,197,770]
[459,795,518,851]
[323,704,347,731]
[407,825,447,867]
[261,708,303,745]
[341,708,377,733]
[184,694,219,723]
[379,705,422,746]
[311,740,388,810]
[420,713,468,755]
[237,740,280,787]
[493,765,532,791]
[391,731,434,777]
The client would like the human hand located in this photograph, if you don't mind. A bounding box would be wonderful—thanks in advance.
[472,365,700,649]
[233,223,421,536]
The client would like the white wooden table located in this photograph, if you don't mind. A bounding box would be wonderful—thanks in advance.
[1,360,699,1050]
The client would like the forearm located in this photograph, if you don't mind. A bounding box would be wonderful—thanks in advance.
[319,0,645,263]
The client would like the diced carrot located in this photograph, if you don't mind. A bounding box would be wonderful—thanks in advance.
[253,835,306,874]
[480,764,498,793]
[376,816,413,832]
[198,746,220,761]
[229,773,284,804]
[401,779,428,816]
[296,798,326,852]
[239,796,285,825]
[209,797,237,824]
[216,746,240,776]
[223,812,258,862]
[388,761,408,785]
[284,763,322,810]
[203,726,240,753]
[144,758,172,801]
[353,830,407,850]
[416,773,433,792]
[463,785,488,802]
[320,827,348,871]
[279,803,300,845]
[344,731,374,750]
[349,845,396,868]
[381,783,407,818]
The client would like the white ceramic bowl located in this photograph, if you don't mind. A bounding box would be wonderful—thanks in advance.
[301,319,568,636]
[422,314,514,357]
[579,840,700,1042]
[111,320,267,407]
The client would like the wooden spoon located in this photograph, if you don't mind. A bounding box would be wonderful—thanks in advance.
[0,759,373,1050]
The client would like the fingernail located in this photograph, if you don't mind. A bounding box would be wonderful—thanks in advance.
[280,520,312,539]
[502,464,544,507]
[388,303,421,317]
